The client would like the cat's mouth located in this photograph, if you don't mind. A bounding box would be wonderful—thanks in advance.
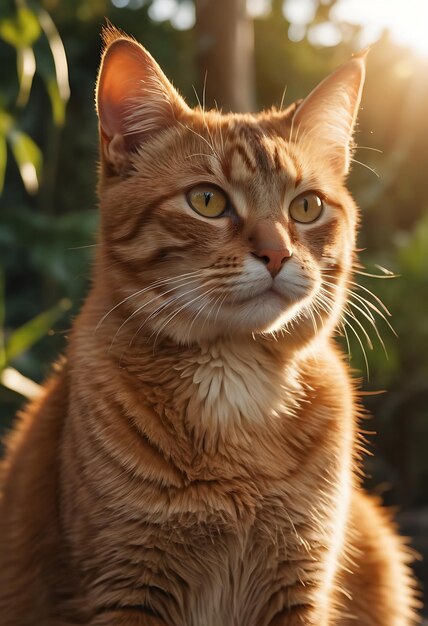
[231,282,303,307]
[262,286,298,305]
[269,285,294,299]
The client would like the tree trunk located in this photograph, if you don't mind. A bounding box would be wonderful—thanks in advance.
[195,0,255,113]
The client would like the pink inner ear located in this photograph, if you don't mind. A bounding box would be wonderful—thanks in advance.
[97,40,152,139]
[96,38,190,150]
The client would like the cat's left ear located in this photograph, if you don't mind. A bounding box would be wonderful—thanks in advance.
[291,52,367,176]
[96,28,190,175]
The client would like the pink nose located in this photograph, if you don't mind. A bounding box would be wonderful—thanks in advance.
[253,248,293,277]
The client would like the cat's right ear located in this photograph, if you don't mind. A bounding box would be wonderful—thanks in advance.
[96,31,190,175]
[290,52,367,176]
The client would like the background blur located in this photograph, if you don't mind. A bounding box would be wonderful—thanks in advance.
[1,0,427,613]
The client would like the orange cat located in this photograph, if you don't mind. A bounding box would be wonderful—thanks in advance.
[0,28,418,626]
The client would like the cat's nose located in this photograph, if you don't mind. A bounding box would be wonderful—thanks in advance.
[249,219,293,277]
[252,248,292,277]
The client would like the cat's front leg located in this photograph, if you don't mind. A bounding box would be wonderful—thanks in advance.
[87,610,169,626]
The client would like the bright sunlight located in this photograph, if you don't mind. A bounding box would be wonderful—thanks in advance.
[331,0,428,57]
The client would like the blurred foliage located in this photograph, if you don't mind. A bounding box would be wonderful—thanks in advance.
[0,0,69,195]
[1,0,428,519]
[0,267,70,401]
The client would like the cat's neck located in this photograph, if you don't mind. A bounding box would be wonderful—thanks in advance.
[121,333,302,423]
[73,288,315,443]
[67,288,350,477]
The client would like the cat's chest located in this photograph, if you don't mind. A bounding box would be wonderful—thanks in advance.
[170,339,303,440]
[77,405,349,624]
[79,343,352,623]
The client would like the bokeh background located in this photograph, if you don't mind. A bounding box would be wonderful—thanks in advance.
[1,0,427,615]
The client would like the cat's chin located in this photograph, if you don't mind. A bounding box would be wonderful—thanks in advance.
[222,290,308,334]
[164,289,313,344]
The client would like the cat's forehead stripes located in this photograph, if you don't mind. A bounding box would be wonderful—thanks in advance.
[219,122,300,189]
[235,124,274,174]
[228,145,257,183]
[224,125,278,181]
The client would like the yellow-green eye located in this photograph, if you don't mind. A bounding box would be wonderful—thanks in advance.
[289,193,323,224]
[187,185,228,218]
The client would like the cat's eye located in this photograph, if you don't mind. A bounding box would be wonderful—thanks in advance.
[187,185,228,218]
[289,193,323,224]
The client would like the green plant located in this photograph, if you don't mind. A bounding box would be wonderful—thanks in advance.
[0,1,72,403]
[0,271,70,398]
[0,0,69,194]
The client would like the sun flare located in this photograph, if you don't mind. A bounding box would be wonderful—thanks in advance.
[331,0,428,58]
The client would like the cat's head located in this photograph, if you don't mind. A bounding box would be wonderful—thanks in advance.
[95,27,366,348]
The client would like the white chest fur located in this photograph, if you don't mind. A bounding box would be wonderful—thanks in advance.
[174,339,300,427]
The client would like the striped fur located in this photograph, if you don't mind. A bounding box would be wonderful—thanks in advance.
[0,28,419,626]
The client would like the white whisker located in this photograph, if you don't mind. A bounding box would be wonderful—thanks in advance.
[151,286,218,350]
[109,276,202,349]
[342,314,370,379]
[350,157,379,177]
[96,269,204,331]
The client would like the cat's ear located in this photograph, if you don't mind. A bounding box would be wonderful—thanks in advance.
[96,28,190,175]
[291,52,367,176]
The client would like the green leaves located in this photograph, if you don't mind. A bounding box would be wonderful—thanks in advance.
[4,298,71,364]
[44,74,66,127]
[37,7,70,126]
[16,45,36,108]
[0,2,70,196]
[0,206,98,276]
[8,125,42,193]
[0,269,71,398]
[0,108,42,194]
[0,3,74,399]
[0,6,41,49]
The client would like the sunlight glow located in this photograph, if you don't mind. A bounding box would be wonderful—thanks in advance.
[283,0,428,57]
[247,0,271,18]
[148,0,176,21]
[110,0,428,57]
[308,21,342,48]
[331,0,428,58]
[283,0,316,26]
[171,1,195,30]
